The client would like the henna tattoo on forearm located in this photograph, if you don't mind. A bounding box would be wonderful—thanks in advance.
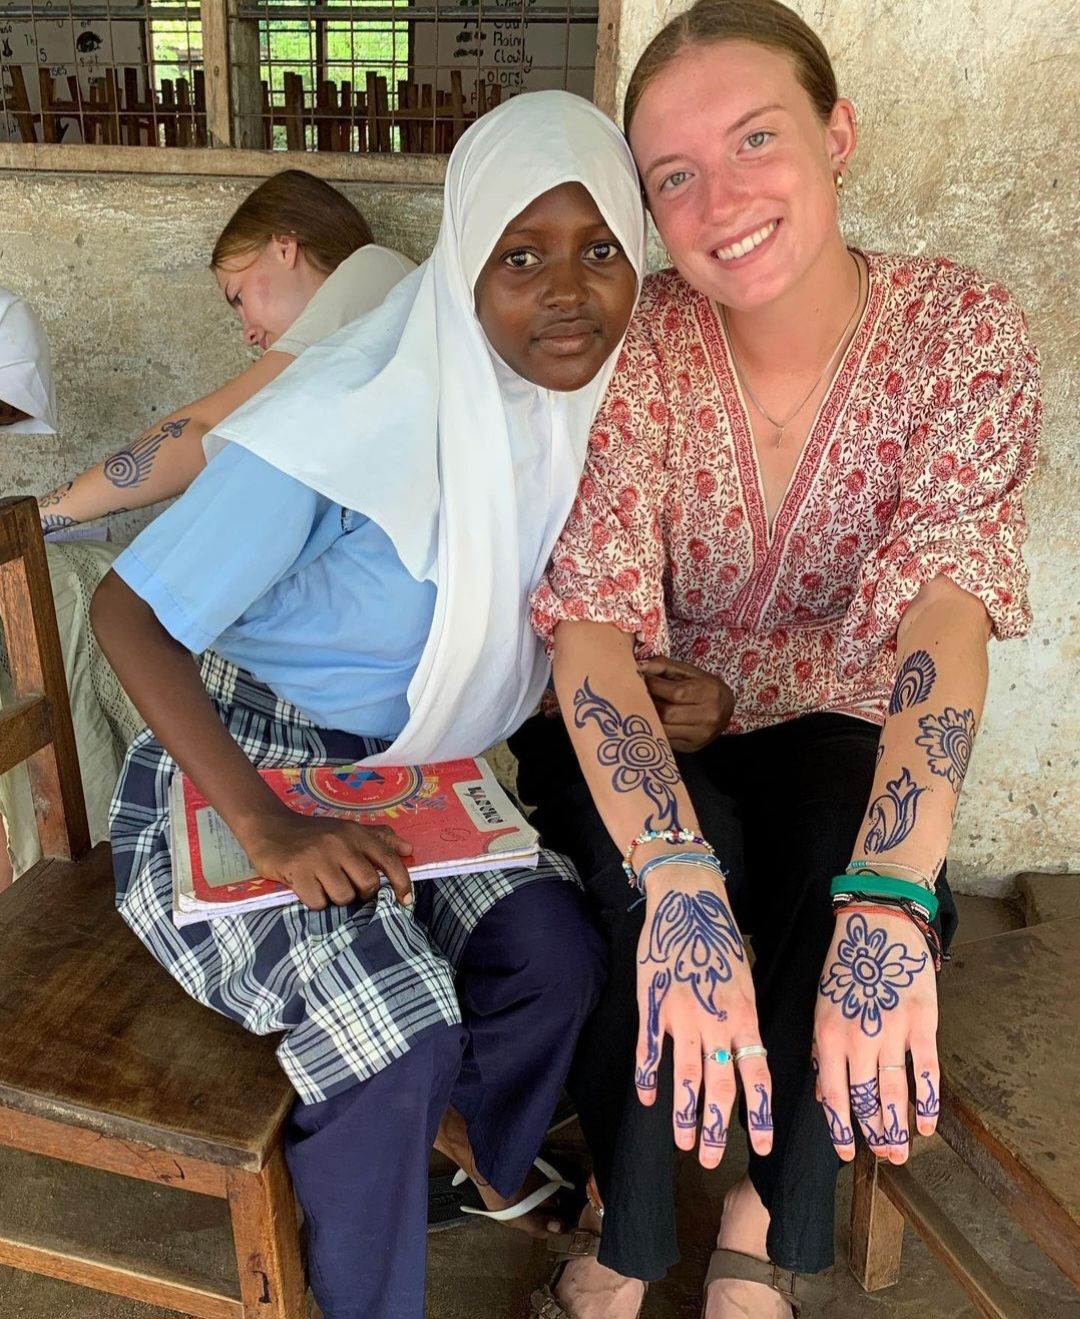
[889,649,936,716]
[41,514,77,533]
[636,967,671,1091]
[748,1082,773,1133]
[640,888,745,1018]
[703,1102,728,1149]
[916,706,975,791]
[573,677,681,830]
[675,1079,698,1130]
[818,912,927,1037]
[38,481,73,510]
[863,767,927,853]
[916,1070,940,1117]
[103,417,189,490]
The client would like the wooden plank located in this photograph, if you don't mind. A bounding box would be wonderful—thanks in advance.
[0,497,90,861]
[0,846,293,1169]
[282,73,305,153]
[937,918,1080,1285]
[848,1143,904,1291]
[877,1162,1029,1319]
[0,695,51,776]
[0,1106,227,1197]
[227,1147,305,1318]
[0,1229,241,1319]
[4,66,36,144]
[592,0,621,120]
[0,141,448,183]
[201,0,234,146]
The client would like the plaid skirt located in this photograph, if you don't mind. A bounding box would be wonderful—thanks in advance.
[110,652,578,1104]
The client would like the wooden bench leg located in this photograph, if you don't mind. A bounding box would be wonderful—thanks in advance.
[849,1142,905,1290]
[227,1145,306,1318]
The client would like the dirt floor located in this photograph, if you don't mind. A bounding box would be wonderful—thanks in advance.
[1,895,1076,1319]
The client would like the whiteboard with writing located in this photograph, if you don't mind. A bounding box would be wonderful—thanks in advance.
[410,0,595,106]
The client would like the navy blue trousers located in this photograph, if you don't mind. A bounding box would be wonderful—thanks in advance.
[283,878,605,1319]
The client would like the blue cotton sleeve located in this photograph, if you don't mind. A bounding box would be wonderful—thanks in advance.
[113,443,325,653]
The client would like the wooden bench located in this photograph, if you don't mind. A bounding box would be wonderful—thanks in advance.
[849,914,1080,1317]
[0,495,305,1318]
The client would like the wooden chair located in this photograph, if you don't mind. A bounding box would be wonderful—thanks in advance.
[0,496,305,1318]
[849,915,1080,1318]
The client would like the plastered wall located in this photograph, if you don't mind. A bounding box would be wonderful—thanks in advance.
[0,0,1075,893]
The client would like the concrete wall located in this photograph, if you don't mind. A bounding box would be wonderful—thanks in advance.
[0,0,1076,892]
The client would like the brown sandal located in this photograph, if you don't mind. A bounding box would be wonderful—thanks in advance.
[702,1248,801,1317]
[529,1228,648,1319]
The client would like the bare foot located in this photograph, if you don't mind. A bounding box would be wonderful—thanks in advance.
[703,1176,791,1319]
[434,1106,566,1240]
[552,1199,646,1319]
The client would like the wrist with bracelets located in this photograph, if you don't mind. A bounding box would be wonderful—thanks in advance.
[622,828,725,895]
[830,872,943,970]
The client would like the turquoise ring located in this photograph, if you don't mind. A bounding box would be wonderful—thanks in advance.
[706,1048,732,1065]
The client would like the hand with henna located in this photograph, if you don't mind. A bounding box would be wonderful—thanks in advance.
[635,863,773,1170]
[637,656,735,752]
[813,906,939,1165]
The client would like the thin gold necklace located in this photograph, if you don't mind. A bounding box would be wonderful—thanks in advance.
[724,253,863,448]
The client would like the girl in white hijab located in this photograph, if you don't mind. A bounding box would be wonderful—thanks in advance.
[0,288,57,433]
[92,91,645,1319]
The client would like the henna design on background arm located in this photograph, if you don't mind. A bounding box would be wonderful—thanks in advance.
[635,967,672,1091]
[863,767,928,853]
[41,514,77,533]
[916,706,976,791]
[818,912,927,1037]
[103,417,190,490]
[640,888,745,1019]
[38,481,73,509]
[888,649,937,715]
[573,677,681,830]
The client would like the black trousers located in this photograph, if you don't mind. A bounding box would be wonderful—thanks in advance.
[510,710,957,1279]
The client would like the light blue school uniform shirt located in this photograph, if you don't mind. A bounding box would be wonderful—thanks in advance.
[114,442,435,739]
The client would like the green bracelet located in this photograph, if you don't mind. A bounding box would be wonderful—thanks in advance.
[830,874,940,922]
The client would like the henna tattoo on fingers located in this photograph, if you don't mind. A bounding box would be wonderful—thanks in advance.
[849,1077,882,1123]
[889,650,936,715]
[640,889,745,1017]
[675,1079,698,1130]
[636,968,671,1091]
[573,677,681,829]
[883,1102,909,1145]
[748,1082,773,1133]
[863,768,927,853]
[916,706,976,791]
[916,1070,940,1117]
[703,1103,728,1149]
[103,417,190,490]
[821,1093,854,1145]
[818,912,928,1037]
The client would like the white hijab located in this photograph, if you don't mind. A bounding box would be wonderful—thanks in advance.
[211,90,645,762]
[0,289,57,434]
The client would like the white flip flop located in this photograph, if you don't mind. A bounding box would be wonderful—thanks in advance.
[452,1156,574,1222]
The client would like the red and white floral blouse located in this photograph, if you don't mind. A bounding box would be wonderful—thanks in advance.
[531,252,1041,735]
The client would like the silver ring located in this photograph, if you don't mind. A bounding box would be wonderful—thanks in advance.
[732,1044,768,1064]
[879,1063,907,1071]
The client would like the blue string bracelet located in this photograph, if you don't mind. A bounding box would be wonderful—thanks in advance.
[621,827,711,885]
[635,851,726,896]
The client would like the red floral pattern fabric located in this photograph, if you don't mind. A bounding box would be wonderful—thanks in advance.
[532,252,1041,734]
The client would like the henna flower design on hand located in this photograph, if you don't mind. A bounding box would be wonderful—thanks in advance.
[819,913,927,1037]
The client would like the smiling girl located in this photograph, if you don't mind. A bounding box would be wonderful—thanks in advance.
[517,3,1041,1316]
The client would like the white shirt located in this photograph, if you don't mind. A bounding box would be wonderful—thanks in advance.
[0,289,57,434]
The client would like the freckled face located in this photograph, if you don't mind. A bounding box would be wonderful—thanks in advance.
[630,41,853,311]
[473,182,637,392]
[214,240,318,350]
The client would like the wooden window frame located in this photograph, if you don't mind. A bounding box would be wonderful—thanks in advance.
[0,0,620,181]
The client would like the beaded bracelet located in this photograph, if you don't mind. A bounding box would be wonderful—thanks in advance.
[846,859,936,890]
[635,850,727,896]
[621,827,712,884]
[830,873,940,922]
